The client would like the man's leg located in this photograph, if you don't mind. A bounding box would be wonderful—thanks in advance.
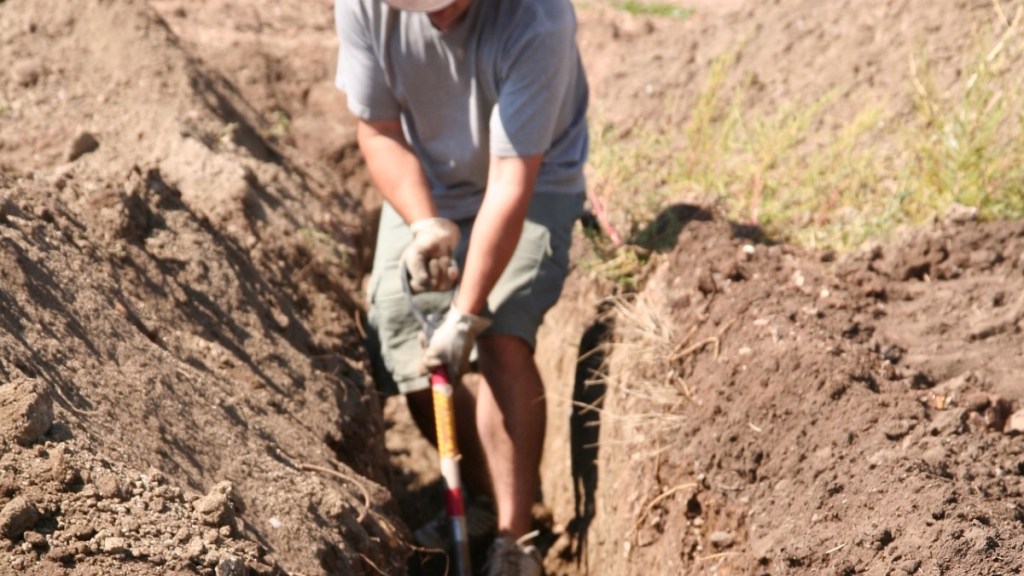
[475,333,546,538]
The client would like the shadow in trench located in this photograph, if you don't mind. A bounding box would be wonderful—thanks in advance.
[566,303,614,572]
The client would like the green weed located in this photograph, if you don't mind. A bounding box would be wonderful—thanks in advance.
[268,109,291,143]
[299,226,353,269]
[617,0,693,20]
[905,24,1024,222]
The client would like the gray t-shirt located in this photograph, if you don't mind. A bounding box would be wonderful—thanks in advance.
[335,0,589,220]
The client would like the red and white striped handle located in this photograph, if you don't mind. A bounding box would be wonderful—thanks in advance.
[430,366,472,576]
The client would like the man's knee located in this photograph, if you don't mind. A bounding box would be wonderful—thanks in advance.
[477,333,533,364]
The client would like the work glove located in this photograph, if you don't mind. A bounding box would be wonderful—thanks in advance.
[422,305,492,383]
[401,217,460,293]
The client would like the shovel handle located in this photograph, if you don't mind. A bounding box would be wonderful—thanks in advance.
[430,366,471,576]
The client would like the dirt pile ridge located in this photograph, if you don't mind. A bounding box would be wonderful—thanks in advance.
[553,211,1023,576]
[0,0,405,575]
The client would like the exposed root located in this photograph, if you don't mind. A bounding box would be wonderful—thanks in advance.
[354,309,367,339]
[631,482,698,546]
[297,462,373,523]
[696,552,741,563]
[669,336,720,363]
[273,447,374,523]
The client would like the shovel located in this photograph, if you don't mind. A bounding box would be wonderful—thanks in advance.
[401,263,472,576]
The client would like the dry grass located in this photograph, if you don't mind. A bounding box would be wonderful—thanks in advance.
[586,0,1024,273]
[597,293,697,460]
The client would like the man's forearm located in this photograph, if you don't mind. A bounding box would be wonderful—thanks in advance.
[357,119,436,223]
[454,154,543,315]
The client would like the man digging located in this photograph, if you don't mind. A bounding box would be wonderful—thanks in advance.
[334,0,589,573]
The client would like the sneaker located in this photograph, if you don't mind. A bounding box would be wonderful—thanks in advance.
[483,532,543,576]
[413,495,497,551]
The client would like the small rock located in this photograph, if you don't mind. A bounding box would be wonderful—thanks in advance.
[986,397,1014,431]
[66,525,97,541]
[1005,409,1024,435]
[175,526,191,543]
[49,448,82,489]
[709,530,735,549]
[943,203,978,225]
[216,554,248,576]
[22,530,47,548]
[0,497,40,539]
[792,270,806,287]
[185,537,206,561]
[95,473,126,500]
[46,545,74,564]
[883,419,915,441]
[102,537,127,554]
[67,132,100,161]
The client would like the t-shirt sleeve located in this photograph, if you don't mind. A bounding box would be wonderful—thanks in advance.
[334,0,401,121]
[489,5,578,157]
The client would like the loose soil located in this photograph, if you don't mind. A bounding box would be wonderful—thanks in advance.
[1,1,1022,576]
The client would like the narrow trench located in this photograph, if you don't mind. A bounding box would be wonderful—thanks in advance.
[346,191,615,576]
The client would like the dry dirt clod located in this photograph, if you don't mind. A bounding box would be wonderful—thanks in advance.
[985,397,1014,431]
[102,536,127,554]
[697,268,718,296]
[67,131,100,161]
[709,530,736,549]
[216,554,248,576]
[22,530,47,548]
[95,472,127,500]
[11,61,43,87]
[0,377,54,446]
[0,496,41,540]
[1004,409,1024,435]
[185,536,207,561]
[193,481,242,527]
[943,203,978,225]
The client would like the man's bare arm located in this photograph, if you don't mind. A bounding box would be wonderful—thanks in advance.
[356,118,436,223]
[454,153,543,315]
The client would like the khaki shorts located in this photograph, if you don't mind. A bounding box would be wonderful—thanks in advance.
[365,192,584,395]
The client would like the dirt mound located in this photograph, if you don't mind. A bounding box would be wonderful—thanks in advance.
[559,209,1023,575]
[0,1,405,574]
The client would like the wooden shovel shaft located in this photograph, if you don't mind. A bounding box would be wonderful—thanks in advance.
[430,366,472,576]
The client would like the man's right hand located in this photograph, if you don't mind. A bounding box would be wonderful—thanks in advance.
[421,304,492,383]
[401,217,460,293]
